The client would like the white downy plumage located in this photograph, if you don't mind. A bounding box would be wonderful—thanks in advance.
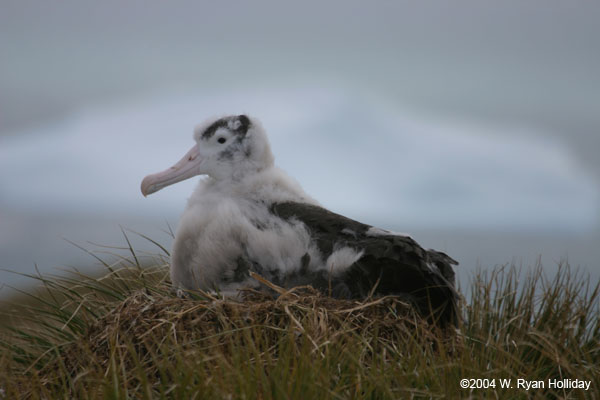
[142,115,459,325]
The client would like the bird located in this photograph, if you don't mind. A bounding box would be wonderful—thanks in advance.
[141,115,459,326]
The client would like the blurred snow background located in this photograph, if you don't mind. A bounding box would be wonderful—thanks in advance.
[1,0,599,292]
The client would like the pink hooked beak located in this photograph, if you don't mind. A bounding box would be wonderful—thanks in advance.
[141,144,202,196]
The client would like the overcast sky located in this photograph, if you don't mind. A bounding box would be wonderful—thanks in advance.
[1,1,599,288]
[2,1,599,176]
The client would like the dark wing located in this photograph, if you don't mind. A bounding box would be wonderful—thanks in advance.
[271,201,459,327]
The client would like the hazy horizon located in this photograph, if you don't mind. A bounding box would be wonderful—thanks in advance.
[1,1,599,293]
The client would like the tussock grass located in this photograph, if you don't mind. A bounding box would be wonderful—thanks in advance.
[0,238,599,399]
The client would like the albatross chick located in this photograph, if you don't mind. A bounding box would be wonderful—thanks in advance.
[141,115,459,326]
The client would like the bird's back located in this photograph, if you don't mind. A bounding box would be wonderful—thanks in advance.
[271,201,460,326]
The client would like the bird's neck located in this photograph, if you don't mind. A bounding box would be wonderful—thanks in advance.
[197,165,315,207]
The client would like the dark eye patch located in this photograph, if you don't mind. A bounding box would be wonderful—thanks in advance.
[202,115,251,140]
[201,118,228,139]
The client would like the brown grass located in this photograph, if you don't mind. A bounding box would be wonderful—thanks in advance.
[0,255,598,399]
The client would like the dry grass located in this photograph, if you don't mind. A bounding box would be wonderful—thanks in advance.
[0,241,599,399]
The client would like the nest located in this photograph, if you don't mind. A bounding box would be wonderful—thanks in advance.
[52,276,458,382]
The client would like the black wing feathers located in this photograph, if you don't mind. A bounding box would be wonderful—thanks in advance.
[271,201,459,326]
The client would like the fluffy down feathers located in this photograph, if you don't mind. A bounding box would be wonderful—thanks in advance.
[142,114,459,326]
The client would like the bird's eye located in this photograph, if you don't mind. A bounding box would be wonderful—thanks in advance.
[217,137,226,144]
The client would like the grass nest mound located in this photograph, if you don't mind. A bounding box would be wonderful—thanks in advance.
[68,283,453,377]
[2,262,599,399]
